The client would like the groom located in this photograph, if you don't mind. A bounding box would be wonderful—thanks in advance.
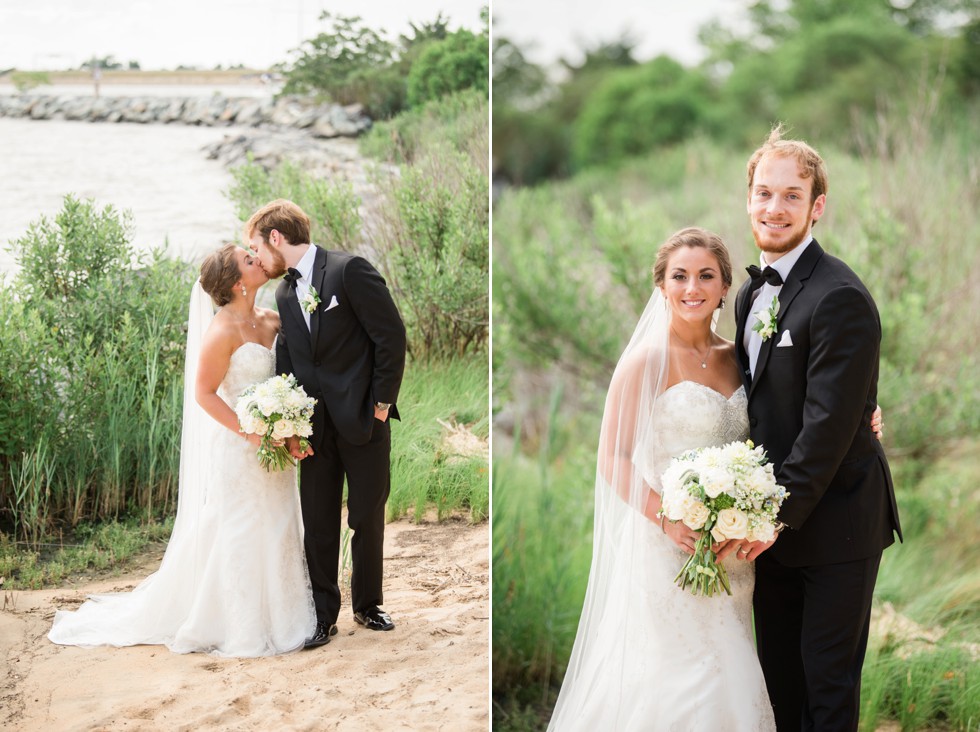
[732,128,902,730]
[246,199,406,648]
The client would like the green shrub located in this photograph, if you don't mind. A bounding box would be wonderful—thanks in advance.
[406,30,489,108]
[572,56,712,169]
[227,156,362,252]
[361,88,487,168]
[0,196,194,543]
[359,91,488,361]
[374,140,488,361]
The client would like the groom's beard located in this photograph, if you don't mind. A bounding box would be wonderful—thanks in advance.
[263,245,288,279]
[751,204,815,256]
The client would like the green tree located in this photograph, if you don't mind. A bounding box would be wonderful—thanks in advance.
[282,13,394,102]
[572,56,711,168]
[406,30,489,107]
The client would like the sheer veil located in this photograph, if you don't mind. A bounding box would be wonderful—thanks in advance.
[163,279,224,584]
[547,289,676,729]
[48,280,223,644]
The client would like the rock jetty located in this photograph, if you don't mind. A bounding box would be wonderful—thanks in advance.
[0,93,372,139]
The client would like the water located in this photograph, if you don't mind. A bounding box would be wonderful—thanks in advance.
[0,82,278,99]
[0,116,247,276]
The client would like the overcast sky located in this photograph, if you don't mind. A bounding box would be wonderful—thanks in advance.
[493,0,748,68]
[1,0,487,71]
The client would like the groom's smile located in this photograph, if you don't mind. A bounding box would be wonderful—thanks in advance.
[747,153,825,258]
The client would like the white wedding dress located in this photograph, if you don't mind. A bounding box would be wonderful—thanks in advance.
[549,381,776,731]
[49,341,316,657]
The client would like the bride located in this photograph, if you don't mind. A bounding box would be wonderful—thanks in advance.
[48,244,316,657]
[547,228,881,729]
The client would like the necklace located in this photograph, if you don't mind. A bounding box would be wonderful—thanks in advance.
[227,308,257,329]
[695,343,710,369]
[671,327,711,369]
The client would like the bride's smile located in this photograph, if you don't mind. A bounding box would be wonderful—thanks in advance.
[660,245,729,324]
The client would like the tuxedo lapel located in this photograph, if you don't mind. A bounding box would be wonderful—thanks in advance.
[734,281,754,389]
[309,246,328,353]
[282,281,307,344]
[748,241,825,398]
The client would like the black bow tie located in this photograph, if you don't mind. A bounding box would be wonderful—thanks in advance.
[746,264,784,288]
[283,267,301,288]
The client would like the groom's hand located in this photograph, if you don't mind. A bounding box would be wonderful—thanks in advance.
[374,404,390,422]
[286,436,314,460]
[739,538,777,562]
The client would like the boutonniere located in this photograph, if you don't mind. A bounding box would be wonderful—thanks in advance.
[300,290,321,314]
[753,295,780,341]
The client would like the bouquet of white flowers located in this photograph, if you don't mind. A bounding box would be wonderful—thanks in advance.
[658,440,789,597]
[235,374,316,471]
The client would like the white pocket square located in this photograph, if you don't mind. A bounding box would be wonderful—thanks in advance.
[776,330,794,347]
[324,295,340,312]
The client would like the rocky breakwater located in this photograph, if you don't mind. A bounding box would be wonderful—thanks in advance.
[0,93,372,139]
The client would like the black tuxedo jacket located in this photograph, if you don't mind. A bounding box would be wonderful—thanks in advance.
[275,246,406,447]
[734,240,902,566]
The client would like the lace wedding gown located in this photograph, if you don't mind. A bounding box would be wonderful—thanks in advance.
[49,342,316,657]
[549,381,776,731]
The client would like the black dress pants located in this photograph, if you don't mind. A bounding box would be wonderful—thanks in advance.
[300,412,391,625]
[754,550,882,732]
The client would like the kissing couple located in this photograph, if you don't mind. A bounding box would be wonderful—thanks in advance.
[50,199,407,656]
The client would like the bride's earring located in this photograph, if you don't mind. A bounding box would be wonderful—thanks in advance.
[241,284,247,297]
[719,296,726,310]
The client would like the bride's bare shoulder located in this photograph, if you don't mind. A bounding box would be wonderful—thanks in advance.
[258,307,280,329]
[201,310,240,355]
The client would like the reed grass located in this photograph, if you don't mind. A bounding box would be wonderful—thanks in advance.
[388,355,489,523]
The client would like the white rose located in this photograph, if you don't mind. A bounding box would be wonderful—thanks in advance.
[660,463,688,494]
[258,396,279,418]
[683,501,711,530]
[700,467,732,499]
[272,419,295,440]
[747,521,776,544]
[295,421,313,438]
[664,492,695,523]
[251,419,268,436]
[714,508,749,540]
[284,390,305,411]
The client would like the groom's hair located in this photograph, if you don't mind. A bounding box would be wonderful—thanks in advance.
[746,123,828,209]
[245,199,311,246]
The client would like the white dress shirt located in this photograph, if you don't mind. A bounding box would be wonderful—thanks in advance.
[292,245,317,331]
[744,234,814,376]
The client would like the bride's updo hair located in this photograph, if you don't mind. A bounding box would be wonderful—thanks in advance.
[652,227,733,288]
[199,244,241,307]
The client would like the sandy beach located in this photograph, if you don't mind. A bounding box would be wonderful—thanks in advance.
[0,517,489,731]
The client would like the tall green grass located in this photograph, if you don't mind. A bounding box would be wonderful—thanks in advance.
[0,197,192,546]
[388,355,489,523]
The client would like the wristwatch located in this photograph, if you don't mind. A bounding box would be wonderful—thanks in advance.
[375,402,392,411]
[774,521,788,534]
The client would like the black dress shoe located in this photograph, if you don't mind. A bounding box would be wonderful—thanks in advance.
[353,606,394,631]
[303,621,338,649]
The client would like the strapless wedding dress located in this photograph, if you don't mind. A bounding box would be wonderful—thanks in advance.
[49,342,316,657]
[549,381,776,731]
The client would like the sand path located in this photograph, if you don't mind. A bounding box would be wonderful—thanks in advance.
[0,518,488,731]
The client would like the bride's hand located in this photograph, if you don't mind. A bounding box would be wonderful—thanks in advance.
[872,405,884,440]
[713,539,742,562]
[243,433,284,449]
[662,519,698,556]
